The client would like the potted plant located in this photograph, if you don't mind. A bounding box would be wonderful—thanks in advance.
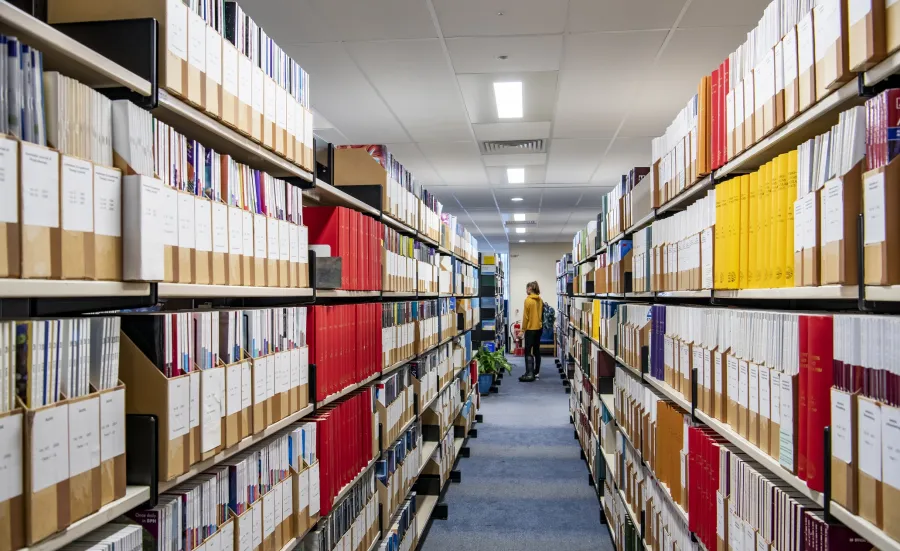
[474,347,512,395]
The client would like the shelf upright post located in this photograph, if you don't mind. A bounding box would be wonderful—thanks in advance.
[691,366,699,424]
[824,426,832,524]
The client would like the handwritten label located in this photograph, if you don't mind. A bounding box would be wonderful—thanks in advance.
[168,376,190,440]
[0,413,23,501]
[21,143,60,228]
[100,389,125,461]
[94,166,122,237]
[31,405,69,492]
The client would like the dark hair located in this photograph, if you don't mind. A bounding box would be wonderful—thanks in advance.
[526,281,540,295]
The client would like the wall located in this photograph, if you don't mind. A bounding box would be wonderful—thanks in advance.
[508,242,570,325]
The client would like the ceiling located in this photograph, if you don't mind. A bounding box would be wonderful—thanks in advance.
[242,0,769,252]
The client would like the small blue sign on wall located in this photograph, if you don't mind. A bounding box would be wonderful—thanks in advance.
[483,342,496,352]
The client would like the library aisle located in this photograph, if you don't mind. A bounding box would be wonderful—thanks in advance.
[422,355,613,551]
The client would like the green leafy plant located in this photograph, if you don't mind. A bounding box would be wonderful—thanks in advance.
[474,347,512,376]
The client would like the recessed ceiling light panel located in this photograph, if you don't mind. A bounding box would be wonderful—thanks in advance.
[515,227,526,234]
[513,213,525,221]
[518,240,526,243]
[493,81,523,119]
[511,197,523,202]
[507,167,525,184]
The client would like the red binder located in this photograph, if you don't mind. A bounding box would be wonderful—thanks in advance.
[722,58,730,166]
[798,315,809,481]
[711,67,719,171]
[805,315,833,492]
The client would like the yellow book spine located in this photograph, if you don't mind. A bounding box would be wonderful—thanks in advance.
[785,149,798,286]
[723,179,732,289]
[729,178,739,289]
[759,162,771,288]
[739,175,750,289]
[774,154,788,287]
[592,300,600,341]
[716,180,723,289]
[748,171,758,289]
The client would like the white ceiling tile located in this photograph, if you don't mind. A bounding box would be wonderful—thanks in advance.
[458,71,558,124]
[418,141,489,185]
[540,190,593,209]
[553,71,634,139]
[590,137,652,184]
[447,188,495,207]
[239,0,336,45]
[545,139,610,183]
[446,35,564,74]
[680,0,770,28]
[285,43,409,143]
[344,40,472,143]
[653,27,751,83]
[617,77,700,138]
[309,0,436,42]
[563,30,667,79]
[313,128,351,145]
[482,153,547,167]
[433,0,569,37]
[384,143,443,185]
[566,0,685,32]
[472,122,551,141]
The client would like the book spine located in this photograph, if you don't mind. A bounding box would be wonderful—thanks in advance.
[797,315,809,480]
[805,315,833,492]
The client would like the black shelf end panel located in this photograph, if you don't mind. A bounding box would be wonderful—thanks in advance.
[126,413,159,507]
[52,18,159,109]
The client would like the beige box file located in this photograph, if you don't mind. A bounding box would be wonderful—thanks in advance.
[20,142,60,279]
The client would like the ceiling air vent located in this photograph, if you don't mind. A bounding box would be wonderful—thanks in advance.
[479,139,546,155]
[504,221,537,226]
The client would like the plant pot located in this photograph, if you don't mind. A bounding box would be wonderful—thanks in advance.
[478,373,494,395]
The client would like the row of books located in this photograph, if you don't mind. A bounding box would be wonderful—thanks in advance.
[688,425,868,551]
[49,0,316,172]
[309,467,378,551]
[305,206,382,291]
[645,303,900,539]
[377,494,418,551]
[59,524,143,551]
[382,226,417,293]
[5,316,121,410]
[1,35,45,146]
[121,307,307,378]
[307,304,381,401]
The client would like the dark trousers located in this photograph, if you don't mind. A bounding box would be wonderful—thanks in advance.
[524,329,541,374]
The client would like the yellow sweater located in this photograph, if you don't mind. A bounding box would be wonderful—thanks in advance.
[523,294,543,331]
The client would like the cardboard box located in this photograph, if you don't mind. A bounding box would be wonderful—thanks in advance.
[266,217,280,287]
[211,201,228,285]
[175,191,196,283]
[221,40,240,129]
[857,395,883,528]
[67,393,102,523]
[884,403,900,541]
[20,142,60,279]
[185,9,205,108]
[226,206,244,285]
[816,0,853,100]
[250,66,265,143]
[0,137,19,278]
[48,0,187,98]
[92,166,123,281]
[863,160,900,284]
[119,334,192,481]
[53,155,93,280]
[0,409,24,551]
[204,25,222,119]
[821,163,862,285]
[194,196,213,285]
[849,0,886,71]
[253,214,268,286]
[794,190,821,286]
[24,401,70,544]
[98,385,126,507]
[162,185,177,282]
[830,387,858,513]
[798,12,817,113]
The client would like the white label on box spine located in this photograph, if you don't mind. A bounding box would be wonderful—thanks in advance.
[195,197,213,252]
[226,362,242,416]
[883,404,900,489]
[94,166,122,237]
[168,376,190,440]
[279,220,290,261]
[859,398,882,479]
[205,26,221,84]
[61,156,94,232]
[241,361,252,410]
[201,368,223,452]
[229,206,243,255]
[167,0,188,61]
[189,370,200,429]
[213,202,229,253]
[0,138,18,224]
[823,179,843,244]
[187,10,206,71]
[223,44,238,96]
[178,193,196,248]
[254,215,267,259]
[239,56,252,105]
[69,397,100,476]
[21,143,60,228]
[100,389,125,461]
[831,389,853,463]
[864,171,886,244]
[0,413,23,501]
[31,405,69,492]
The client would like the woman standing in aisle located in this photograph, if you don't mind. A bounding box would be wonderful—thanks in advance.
[519,281,543,382]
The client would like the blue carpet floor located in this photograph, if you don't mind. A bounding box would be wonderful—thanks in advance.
[420,354,614,551]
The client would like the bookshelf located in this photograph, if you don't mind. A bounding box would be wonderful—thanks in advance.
[474,253,506,352]
[0,5,484,551]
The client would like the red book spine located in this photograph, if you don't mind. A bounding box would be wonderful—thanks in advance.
[722,59,730,167]
[798,315,809,480]
[806,315,833,492]
[711,68,719,171]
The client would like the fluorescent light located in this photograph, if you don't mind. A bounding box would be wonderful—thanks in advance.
[493,81,523,119]
[507,167,525,184]
[518,239,526,243]
[515,227,526,234]
[513,213,525,221]
[511,197,523,202]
